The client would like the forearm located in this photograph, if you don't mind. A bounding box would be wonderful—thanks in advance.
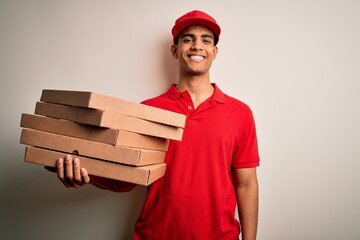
[237,182,259,240]
[90,175,137,192]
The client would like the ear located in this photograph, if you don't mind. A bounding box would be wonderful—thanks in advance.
[212,45,218,60]
[171,45,178,59]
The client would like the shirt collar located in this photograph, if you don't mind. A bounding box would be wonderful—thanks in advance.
[167,83,226,104]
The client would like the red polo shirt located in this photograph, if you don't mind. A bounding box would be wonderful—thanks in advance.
[134,84,260,240]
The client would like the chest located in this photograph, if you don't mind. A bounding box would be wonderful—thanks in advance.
[181,102,245,151]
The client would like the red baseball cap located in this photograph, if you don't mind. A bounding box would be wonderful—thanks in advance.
[172,10,221,45]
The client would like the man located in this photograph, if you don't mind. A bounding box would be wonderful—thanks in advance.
[56,10,260,240]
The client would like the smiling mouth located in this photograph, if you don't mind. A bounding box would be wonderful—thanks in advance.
[188,55,205,62]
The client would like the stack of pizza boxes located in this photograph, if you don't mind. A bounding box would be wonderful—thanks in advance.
[20,89,186,186]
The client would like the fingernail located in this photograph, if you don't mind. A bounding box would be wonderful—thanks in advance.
[65,155,71,161]
[74,158,79,164]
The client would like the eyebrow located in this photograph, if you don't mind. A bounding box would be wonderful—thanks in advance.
[181,33,214,39]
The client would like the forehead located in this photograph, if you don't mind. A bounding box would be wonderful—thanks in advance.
[179,25,214,38]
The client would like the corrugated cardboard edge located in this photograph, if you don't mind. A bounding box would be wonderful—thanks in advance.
[144,163,167,185]
[20,128,166,166]
[101,111,184,141]
[24,146,166,186]
[34,102,184,141]
[20,113,119,145]
[41,89,186,128]
[115,130,169,151]
[20,113,169,150]
[90,93,186,128]
[40,90,93,108]
[35,102,103,125]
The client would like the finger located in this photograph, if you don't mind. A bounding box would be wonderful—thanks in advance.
[64,155,75,187]
[81,168,91,184]
[56,158,65,180]
[73,157,82,185]
[73,167,90,188]
[57,158,71,188]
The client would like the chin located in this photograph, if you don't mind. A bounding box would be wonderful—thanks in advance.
[187,71,206,76]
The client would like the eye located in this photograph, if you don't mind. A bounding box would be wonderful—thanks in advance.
[203,38,212,44]
[183,38,193,43]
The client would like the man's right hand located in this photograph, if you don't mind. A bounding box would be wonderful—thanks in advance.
[47,154,137,192]
[56,155,90,188]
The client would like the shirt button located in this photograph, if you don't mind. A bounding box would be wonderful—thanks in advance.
[188,106,192,110]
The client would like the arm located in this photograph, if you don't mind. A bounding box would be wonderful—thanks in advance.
[55,155,137,192]
[233,167,259,240]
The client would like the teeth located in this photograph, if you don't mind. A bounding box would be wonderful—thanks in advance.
[190,55,204,61]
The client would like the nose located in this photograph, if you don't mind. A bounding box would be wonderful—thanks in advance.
[190,39,203,51]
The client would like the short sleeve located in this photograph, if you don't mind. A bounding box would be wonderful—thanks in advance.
[231,111,260,168]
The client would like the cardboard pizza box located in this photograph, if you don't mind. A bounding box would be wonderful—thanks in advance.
[34,102,184,141]
[40,89,186,128]
[24,146,166,186]
[20,114,169,151]
[20,128,166,166]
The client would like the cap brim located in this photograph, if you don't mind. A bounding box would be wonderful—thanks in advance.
[172,18,221,45]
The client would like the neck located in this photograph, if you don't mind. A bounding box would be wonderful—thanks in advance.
[176,74,214,109]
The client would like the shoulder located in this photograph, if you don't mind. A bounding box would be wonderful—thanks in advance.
[141,93,167,106]
[223,93,253,116]
[214,84,253,115]
[141,91,182,114]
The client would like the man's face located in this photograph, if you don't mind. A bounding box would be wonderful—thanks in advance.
[172,25,218,76]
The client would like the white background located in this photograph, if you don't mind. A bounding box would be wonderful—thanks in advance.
[1,1,359,239]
